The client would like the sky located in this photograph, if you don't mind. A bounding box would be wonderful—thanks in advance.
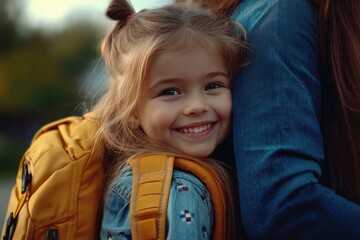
[23,0,169,30]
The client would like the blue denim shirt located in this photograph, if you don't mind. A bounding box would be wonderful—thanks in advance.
[101,167,214,240]
[232,0,360,239]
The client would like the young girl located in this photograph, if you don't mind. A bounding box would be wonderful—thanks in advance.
[93,0,246,239]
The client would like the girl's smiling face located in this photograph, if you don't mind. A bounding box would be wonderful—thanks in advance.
[135,45,231,158]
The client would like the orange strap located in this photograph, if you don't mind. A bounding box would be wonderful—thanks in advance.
[129,154,227,240]
[174,158,227,240]
[129,155,174,240]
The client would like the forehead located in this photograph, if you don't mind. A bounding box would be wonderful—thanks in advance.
[154,26,226,57]
[147,44,227,85]
[150,35,226,70]
[155,43,224,65]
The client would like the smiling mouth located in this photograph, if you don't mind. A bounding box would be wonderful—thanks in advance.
[176,123,214,134]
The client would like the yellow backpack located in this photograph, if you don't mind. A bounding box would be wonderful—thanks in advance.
[2,114,104,240]
[2,114,228,240]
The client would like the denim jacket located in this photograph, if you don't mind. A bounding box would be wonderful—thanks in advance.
[101,167,214,240]
[232,0,360,239]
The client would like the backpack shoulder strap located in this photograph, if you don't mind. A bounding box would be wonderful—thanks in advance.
[129,154,227,240]
[174,158,227,240]
[129,154,174,240]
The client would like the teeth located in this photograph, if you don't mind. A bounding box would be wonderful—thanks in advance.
[178,123,212,134]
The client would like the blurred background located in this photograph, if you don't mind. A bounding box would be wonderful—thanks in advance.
[0,0,167,229]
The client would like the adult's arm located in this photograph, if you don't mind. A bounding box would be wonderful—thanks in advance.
[232,0,360,238]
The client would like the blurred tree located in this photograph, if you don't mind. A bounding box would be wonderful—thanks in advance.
[0,23,101,114]
[0,0,105,175]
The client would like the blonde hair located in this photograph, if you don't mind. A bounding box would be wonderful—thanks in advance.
[92,1,246,238]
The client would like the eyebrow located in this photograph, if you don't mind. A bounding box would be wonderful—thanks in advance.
[206,71,229,78]
[149,71,229,89]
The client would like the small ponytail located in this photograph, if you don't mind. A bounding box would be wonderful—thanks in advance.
[100,0,137,75]
[106,0,135,24]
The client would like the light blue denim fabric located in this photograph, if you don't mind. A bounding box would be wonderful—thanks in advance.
[100,168,214,240]
[232,0,360,239]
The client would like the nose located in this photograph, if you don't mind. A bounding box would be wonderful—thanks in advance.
[183,94,209,116]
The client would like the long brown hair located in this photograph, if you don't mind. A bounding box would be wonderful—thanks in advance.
[313,0,360,203]
[174,0,239,16]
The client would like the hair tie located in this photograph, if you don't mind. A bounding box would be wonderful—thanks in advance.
[127,13,138,21]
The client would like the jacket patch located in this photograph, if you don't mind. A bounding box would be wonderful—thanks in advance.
[180,210,194,223]
[176,182,189,191]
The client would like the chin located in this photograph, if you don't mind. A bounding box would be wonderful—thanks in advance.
[185,149,213,159]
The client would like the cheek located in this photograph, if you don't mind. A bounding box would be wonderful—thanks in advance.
[139,103,177,138]
[215,93,232,122]
[215,94,232,141]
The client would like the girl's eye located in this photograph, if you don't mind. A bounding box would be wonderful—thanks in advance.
[159,88,180,96]
[205,82,223,91]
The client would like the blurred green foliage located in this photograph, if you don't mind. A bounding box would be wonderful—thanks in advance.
[0,0,106,176]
